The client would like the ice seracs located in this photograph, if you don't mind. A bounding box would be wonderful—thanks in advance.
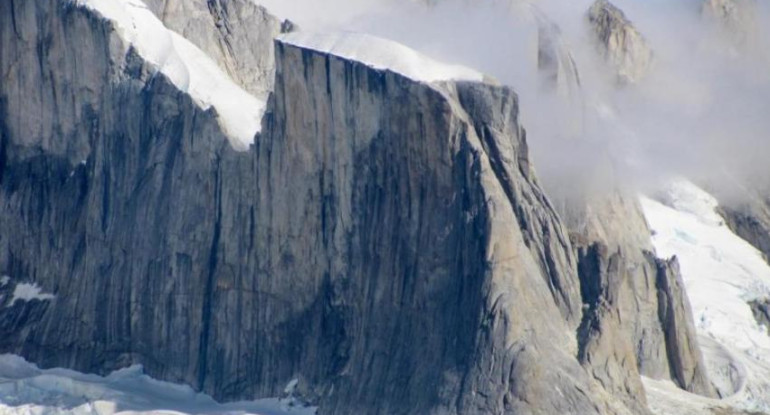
[73,0,265,150]
[276,31,485,83]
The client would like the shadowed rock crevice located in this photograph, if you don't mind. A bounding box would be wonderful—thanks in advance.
[749,298,770,335]
[718,197,770,266]
[574,233,716,401]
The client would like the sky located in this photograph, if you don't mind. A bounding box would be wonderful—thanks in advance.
[256,0,770,200]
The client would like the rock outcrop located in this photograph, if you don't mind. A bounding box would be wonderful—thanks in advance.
[587,0,653,84]
[532,0,718,403]
[575,242,651,415]
[718,194,770,266]
[702,0,759,50]
[0,0,649,414]
[566,190,716,400]
[749,298,770,335]
[143,0,292,97]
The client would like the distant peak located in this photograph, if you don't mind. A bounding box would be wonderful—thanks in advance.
[587,0,654,84]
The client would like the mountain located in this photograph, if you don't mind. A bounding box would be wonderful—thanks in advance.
[1,0,770,414]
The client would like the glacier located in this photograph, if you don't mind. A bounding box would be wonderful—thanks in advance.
[641,180,770,414]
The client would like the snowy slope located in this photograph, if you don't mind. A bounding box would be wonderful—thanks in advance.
[0,354,315,415]
[641,179,770,414]
[276,31,485,83]
[73,0,265,150]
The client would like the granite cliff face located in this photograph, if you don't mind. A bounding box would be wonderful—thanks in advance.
[565,189,716,402]
[0,0,618,413]
[0,0,723,414]
[143,0,291,96]
[532,0,717,405]
[587,0,653,84]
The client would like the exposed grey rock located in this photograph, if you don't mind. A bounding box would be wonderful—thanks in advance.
[562,188,716,399]
[587,0,654,84]
[749,298,770,335]
[557,179,715,400]
[576,243,651,415]
[143,0,292,97]
[654,254,715,396]
[0,0,644,414]
[718,194,770,266]
[575,235,716,403]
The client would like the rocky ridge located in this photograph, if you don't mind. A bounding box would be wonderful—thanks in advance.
[0,0,727,414]
[143,0,293,97]
[538,0,717,406]
[587,0,653,84]
[0,0,631,413]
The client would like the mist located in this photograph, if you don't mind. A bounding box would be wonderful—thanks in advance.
[255,0,770,201]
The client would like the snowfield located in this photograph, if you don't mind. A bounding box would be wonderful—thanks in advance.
[641,179,770,414]
[276,31,485,83]
[0,355,315,415]
[72,0,266,150]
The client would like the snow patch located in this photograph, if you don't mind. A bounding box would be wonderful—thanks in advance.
[0,276,9,286]
[277,31,484,83]
[284,378,299,395]
[72,0,265,150]
[9,283,54,307]
[0,354,316,415]
[641,178,770,413]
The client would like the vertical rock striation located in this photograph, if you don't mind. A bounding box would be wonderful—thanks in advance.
[587,0,653,84]
[143,0,292,97]
[0,0,725,413]
[540,0,718,403]
[749,298,770,335]
[718,193,770,266]
[0,0,643,413]
[563,180,716,400]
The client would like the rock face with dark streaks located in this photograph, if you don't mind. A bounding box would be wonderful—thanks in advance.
[749,298,770,335]
[587,0,653,84]
[719,193,770,266]
[0,0,727,414]
[0,0,641,414]
[143,0,292,96]
[565,187,716,400]
[530,0,718,403]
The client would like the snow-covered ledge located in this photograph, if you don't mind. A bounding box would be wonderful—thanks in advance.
[72,0,266,151]
[276,31,485,83]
